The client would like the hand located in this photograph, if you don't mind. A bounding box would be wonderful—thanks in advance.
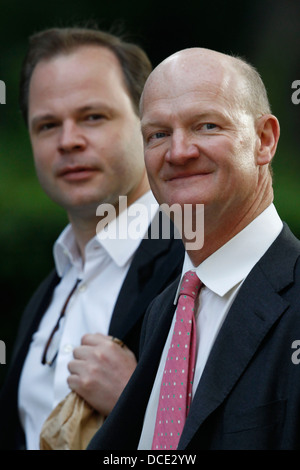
[67,333,137,415]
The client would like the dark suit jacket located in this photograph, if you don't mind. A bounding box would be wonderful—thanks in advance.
[88,224,300,450]
[0,212,184,450]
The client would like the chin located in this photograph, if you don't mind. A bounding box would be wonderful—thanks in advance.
[163,193,205,208]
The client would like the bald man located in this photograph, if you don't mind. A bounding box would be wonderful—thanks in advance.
[88,48,300,450]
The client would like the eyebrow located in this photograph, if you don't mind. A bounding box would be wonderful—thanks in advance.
[141,110,229,129]
[77,103,114,114]
[30,113,55,131]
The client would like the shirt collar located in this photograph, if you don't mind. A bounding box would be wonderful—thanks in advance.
[54,191,159,276]
[175,204,283,301]
[96,191,158,267]
[54,224,80,277]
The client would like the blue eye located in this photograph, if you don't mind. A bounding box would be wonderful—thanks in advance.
[86,114,105,121]
[39,122,56,132]
[153,132,167,139]
[203,123,217,130]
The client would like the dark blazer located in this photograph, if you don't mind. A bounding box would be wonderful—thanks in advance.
[88,224,300,450]
[0,211,184,450]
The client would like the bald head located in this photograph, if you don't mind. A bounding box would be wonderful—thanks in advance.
[140,47,271,119]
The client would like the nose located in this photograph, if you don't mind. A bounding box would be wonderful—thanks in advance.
[165,130,199,165]
[58,120,86,153]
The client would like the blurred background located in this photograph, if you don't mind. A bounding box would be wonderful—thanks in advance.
[1,0,300,386]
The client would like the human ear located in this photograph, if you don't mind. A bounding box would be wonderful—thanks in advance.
[255,114,280,166]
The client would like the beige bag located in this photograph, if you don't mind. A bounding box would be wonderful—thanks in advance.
[40,391,105,450]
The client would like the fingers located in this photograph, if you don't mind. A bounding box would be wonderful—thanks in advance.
[80,332,107,346]
[66,333,137,414]
[72,345,89,360]
[67,332,136,384]
[72,333,128,362]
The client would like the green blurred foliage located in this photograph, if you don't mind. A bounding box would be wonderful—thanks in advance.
[0,0,300,386]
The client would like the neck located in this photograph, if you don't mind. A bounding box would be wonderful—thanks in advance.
[68,177,151,263]
[185,185,274,267]
[68,214,98,262]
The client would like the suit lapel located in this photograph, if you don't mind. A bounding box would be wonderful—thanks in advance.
[9,270,59,368]
[109,240,164,339]
[109,211,184,340]
[179,224,300,449]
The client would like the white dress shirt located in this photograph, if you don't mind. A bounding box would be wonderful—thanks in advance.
[18,191,158,450]
[138,204,283,449]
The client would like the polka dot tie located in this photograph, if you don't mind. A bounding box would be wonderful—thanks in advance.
[152,270,202,450]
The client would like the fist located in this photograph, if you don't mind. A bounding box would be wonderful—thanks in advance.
[67,333,137,415]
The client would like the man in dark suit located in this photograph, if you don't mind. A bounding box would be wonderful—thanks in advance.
[87,47,300,450]
[0,27,184,450]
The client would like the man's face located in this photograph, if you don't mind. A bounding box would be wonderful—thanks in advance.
[28,46,147,219]
[141,51,264,226]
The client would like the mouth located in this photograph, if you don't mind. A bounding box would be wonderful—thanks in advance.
[166,172,211,182]
[58,165,98,182]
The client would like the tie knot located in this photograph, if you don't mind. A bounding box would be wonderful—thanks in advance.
[180,270,201,299]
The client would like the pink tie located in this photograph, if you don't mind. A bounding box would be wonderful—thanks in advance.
[152,270,202,450]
